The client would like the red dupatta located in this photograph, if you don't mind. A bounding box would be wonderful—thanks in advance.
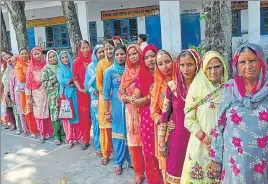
[26,47,46,90]
[73,41,92,87]
[139,44,159,96]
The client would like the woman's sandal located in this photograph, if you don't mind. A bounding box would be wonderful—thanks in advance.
[55,140,61,145]
[128,163,134,169]
[114,166,123,175]
[100,158,109,165]
[96,151,102,157]
[39,138,45,143]
[10,126,16,131]
[23,132,28,137]
[134,175,145,184]
[67,143,73,149]
[80,144,90,150]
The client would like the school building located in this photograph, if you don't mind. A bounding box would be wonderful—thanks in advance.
[2,1,268,55]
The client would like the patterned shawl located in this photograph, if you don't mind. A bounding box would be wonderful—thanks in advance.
[45,50,59,75]
[220,43,268,115]
[184,51,228,113]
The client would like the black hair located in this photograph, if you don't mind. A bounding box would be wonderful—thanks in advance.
[138,34,147,42]
[114,44,127,54]
[179,50,195,60]
[19,47,29,54]
[78,40,90,48]
[104,39,115,47]
[5,51,13,57]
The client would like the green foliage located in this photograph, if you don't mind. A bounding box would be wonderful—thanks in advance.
[188,42,206,57]
[200,12,209,21]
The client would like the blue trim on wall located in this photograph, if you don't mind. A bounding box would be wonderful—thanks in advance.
[89,21,97,46]
[232,10,241,37]
[261,8,268,35]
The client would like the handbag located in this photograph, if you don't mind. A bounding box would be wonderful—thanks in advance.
[15,82,26,92]
[58,87,75,120]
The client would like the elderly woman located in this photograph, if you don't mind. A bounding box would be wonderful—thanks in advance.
[210,43,268,183]
[181,51,228,184]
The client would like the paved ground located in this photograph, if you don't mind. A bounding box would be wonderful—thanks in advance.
[1,128,142,184]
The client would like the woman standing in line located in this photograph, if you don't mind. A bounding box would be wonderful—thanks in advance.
[103,44,132,175]
[181,51,228,184]
[96,40,115,164]
[73,40,92,150]
[150,50,177,181]
[15,48,38,137]
[41,50,65,144]
[159,49,202,184]
[133,44,164,184]
[57,51,82,149]
[9,55,28,135]
[85,44,105,156]
[118,44,145,183]
[26,47,53,142]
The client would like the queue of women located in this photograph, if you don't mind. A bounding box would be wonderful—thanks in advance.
[0,36,267,184]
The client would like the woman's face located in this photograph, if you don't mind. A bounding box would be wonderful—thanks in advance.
[105,43,114,59]
[144,50,156,71]
[114,48,126,65]
[19,50,28,61]
[179,55,197,80]
[237,50,261,83]
[4,54,12,65]
[128,47,140,65]
[80,42,90,57]
[205,58,224,83]
[61,53,69,65]
[96,47,105,61]
[11,57,17,67]
[48,52,57,65]
[32,50,42,62]
[156,53,173,76]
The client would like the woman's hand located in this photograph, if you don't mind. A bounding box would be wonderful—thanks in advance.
[209,161,222,179]
[79,88,87,94]
[105,113,112,122]
[167,120,175,132]
[159,143,167,158]
[94,91,99,97]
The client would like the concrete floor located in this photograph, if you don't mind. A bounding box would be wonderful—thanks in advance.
[1,128,142,184]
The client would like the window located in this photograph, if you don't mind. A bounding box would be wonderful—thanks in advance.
[103,18,138,42]
[261,8,268,35]
[89,21,97,47]
[45,24,70,48]
[232,10,241,37]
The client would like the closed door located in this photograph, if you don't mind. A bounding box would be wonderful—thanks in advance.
[27,28,35,50]
[145,15,162,49]
[181,14,201,49]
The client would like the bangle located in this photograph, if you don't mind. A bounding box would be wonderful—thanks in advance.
[199,132,206,141]
[104,112,111,115]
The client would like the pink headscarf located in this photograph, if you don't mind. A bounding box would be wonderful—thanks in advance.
[26,47,46,90]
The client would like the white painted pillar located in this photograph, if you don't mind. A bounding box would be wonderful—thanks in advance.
[137,16,146,35]
[8,12,18,54]
[160,1,181,56]
[248,1,260,44]
[77,1,89,41]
